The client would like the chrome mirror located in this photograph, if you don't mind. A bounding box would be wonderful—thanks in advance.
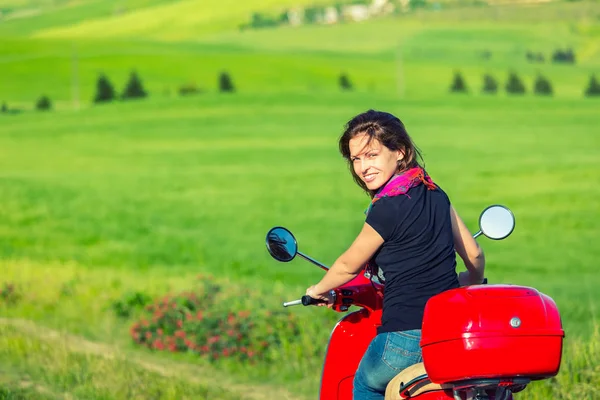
[265,227,298,262]
[475,205,515,240]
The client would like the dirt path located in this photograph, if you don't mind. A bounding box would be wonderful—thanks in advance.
[0,317,305,400]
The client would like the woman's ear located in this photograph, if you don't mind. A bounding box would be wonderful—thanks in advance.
[397,149,405,161]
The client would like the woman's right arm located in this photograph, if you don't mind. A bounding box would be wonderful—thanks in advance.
[450,205,485,285]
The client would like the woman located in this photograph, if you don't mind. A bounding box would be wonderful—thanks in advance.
[305,110,485,400]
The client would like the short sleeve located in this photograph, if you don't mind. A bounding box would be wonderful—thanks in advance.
[365,198,396,241]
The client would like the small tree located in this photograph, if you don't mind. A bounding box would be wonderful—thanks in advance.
[584,74,600,97]
[219,71,235,93]
[482,74,498,94]
[339,73,353,91]
[1,102,7,113]
[121,70,148,100]
[533,74,553,96]
[36,95,52,111]
[505,72,526,95]
[449,71,468,93]
[94,74,116,104]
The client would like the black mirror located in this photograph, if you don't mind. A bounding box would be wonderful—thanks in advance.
[475,205,515,240]
[266,227,298,262]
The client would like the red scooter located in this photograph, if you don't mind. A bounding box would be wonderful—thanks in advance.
[265,205,564,400]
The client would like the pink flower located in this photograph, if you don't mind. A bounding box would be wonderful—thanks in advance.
[153,339,165,350]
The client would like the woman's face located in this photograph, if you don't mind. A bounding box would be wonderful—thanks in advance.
[349,133,404,191]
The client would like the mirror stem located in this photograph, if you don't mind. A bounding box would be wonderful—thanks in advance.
[473,230,483,239]
[297,252,330,271]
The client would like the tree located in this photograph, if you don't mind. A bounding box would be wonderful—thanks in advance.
[36,95,52,111]
[219,71,235,93]
[449,71,468,93]
[121,70,148,100]
[505,72,526,95]
[533,74,553,96]
[481,74,498,94]
[1,102,7,113]
[339,73,353,91]
[94,74,116,104]
[584,74,600,97]
[552,48,575,64]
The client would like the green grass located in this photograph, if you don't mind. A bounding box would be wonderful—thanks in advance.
[1,0,600,398]
[0,322,244,400]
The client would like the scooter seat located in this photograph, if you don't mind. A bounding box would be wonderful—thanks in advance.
[384,362,450,399]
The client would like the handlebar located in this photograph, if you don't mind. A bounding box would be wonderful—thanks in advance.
[283,295,328,307]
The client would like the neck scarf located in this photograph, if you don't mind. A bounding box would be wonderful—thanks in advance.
[365,166,437,215]
[364,166,437,283]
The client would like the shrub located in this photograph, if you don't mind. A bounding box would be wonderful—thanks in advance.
[129,278,302,363]
[249,12,279,28]
[481,74,498,94]
[1,102,7,113]
[1,282,21,305]
[534,74,553,96]
[178,82,202,96]
[121,70,148,100]
[505,72,526,95]
[552,48,576,64]
[111,291,152,318]
[449,71,468,93]
[584,74,600,97]
[339,73,353,91]
[526,51,545,63]
[35,95,52,111]
[219,71,235,93]
[94,74,116,104]
[304,6,323,24]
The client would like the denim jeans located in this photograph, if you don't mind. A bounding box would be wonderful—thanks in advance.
[353,330,423,400]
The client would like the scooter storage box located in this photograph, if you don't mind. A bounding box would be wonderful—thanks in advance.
[420,285,564,384]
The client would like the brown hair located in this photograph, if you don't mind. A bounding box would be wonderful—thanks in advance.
[339,109,424,198]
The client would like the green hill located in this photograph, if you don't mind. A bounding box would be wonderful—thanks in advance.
[1,1,599,107]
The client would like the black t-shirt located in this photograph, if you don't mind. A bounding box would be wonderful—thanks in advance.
[365,183,459,334]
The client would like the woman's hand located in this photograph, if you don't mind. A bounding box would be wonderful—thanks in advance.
[306,285,334,307]
[458,270,484,286]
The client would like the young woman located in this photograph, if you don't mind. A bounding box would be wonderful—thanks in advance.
[305,110,485,399]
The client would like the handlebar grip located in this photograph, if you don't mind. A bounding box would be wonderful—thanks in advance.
[301,295,326,306]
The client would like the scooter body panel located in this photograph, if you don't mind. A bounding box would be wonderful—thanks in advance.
[319,308,382,400]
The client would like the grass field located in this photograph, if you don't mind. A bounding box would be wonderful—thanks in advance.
[1,0,600,398]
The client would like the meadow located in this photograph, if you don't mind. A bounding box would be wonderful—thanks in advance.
[1,0,600,398]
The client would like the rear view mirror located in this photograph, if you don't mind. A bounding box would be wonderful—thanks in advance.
[265,227,298,262]
[475,205,515,240]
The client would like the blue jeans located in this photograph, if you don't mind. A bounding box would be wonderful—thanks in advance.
[353,330,423,400]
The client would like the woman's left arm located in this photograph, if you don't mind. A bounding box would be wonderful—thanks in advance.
[307,222,384,299]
